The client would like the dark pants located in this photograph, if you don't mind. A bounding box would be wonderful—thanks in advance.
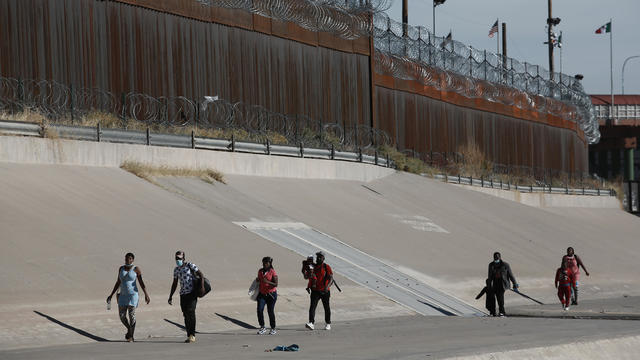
[257,292,277,329]
[488,282,506,315]
[180,292,198,336]
[309,290,331,324]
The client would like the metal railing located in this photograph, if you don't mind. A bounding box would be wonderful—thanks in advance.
[0,120,390,167]
[429,173,615,197]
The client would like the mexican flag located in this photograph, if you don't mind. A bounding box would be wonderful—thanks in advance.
[595,22,611,34]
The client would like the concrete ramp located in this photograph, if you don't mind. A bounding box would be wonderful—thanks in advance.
[235,222,483,316]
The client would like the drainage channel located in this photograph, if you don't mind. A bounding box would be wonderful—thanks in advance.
[235,222,484,317]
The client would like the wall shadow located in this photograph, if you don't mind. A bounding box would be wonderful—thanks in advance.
[33,310,109,342]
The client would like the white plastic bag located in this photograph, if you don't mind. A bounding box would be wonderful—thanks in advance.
[248,279,259,301]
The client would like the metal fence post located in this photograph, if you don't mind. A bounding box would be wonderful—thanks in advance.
[299,142,304,158]
[331,144,335,160]
[266,139,271,155]
[386,153,390,168]
[97,122,101,142]
[375,150,378,165]
[194,98,199,133]
[469,48,473,77]
[17,77,24,113]
[483,50,487,81]
[120,93,127,125]
[231,134,235,152]
[146,127,150,145]
[191,130,195,149]
[70,84,75,124]
[358,147,362,162]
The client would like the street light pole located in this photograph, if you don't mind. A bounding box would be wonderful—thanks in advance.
[622,55,640,95]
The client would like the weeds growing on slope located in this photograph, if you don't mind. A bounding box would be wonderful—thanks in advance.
[120,161,225,185]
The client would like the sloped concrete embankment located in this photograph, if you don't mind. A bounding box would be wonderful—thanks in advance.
[0,135,393,181]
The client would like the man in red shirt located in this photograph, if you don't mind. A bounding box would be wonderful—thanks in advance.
[305,251,333,330]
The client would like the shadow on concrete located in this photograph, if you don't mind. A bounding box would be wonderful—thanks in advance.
[34,310,109,342]
[416,300,456,316]
[215,313,258,329]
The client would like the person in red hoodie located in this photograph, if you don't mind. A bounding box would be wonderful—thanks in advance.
[555,258,573,310]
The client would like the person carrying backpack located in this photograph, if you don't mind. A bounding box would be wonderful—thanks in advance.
[305,251,333,330]
[168,250,205,343]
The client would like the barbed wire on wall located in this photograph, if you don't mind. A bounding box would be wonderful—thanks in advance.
[372,13,600,144]
[192,0,598,144]
[0,76,391,151]
[195,0,392,40]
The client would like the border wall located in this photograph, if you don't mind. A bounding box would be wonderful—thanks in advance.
[0,0,589,173]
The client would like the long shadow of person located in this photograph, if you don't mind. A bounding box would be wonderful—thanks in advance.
[215,313,258,330]
[33,310,110,342]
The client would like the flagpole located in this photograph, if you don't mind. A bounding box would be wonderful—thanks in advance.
[610,18,614,121]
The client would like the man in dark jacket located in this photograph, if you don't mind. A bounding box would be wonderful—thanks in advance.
[487,252,518,317]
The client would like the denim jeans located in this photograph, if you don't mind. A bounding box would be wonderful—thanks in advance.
[257,291,277,329]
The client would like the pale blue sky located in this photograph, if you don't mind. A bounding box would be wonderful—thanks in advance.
[385,0,640,95]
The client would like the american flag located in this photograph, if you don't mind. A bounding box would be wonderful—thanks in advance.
[488,20,498,38]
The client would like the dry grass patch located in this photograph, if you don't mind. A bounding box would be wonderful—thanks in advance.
[120,161,225,185]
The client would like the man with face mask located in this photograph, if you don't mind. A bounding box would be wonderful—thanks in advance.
[168,250,205,343]
[486,252,518,317]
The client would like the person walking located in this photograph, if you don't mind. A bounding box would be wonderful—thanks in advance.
[555,258,573,310]
[168,251,205,343]
[305,251,333,330]
[256,256,278,335]
[486,252,518,317]
[107,252,150,342]
[562,247,590,305]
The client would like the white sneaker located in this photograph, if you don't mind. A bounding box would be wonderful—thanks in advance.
[257,327,268,335]
[305,322,314,330]
[325,324,331,330]
[565,306,570,311]
[269,328,277,335]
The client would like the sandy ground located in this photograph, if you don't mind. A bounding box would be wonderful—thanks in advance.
[1,162,639,355]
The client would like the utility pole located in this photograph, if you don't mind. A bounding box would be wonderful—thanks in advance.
[502,23,507,67]
[547,0,554,80]
[402,0,408,37]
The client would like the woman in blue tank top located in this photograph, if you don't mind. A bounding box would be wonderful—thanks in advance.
[107,253,150,342]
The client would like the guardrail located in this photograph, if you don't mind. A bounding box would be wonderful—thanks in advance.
[427,174,615,197]
[0,120,390,167]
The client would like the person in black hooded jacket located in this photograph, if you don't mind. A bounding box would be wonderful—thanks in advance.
[487,252,518,316]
